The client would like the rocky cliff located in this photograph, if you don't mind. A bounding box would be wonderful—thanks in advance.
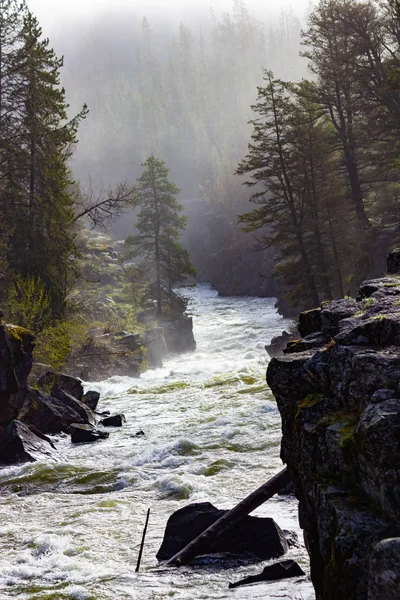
[267,250,400,600]
[0,318,35,427]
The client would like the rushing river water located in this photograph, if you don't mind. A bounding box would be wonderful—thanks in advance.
[0,284,315,600]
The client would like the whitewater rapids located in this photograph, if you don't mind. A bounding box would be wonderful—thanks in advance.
[0,284,315,600]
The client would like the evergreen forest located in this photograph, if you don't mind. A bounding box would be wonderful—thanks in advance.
[1,0,400,364]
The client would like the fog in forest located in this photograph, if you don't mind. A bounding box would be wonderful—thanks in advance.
[25,1,313,291]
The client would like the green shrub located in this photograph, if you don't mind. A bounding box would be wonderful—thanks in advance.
[6,275,52,333]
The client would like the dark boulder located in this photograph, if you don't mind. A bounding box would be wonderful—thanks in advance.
[82,390,100,411]
[156,502,288,561]
[284,332,329,354]
[387,248,400,275]
[18,388,93,434]
[70,423,109,443]
[52,386,95,425]
[358,277,400,300]
[320,298,359,337]
[265,330,296,358]
[368,538,400,600]
[163,317,196,354]
[100,414,126,427]
[298,308,322,337]
[0,419,59,465]
[229,560,306,588]
[38,371,84,401]
[0,323,35,426]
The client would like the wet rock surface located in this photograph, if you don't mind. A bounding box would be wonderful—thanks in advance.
[100,414,126,427]
[38,371,84,401]
[162,316,196,354]
[368,538,400,600]
[156,502,289,561]
[229,559,306,588]
[82,390,100,411]
[265,329,297,358]
[0,419,59,464]
[267,251,400,600]
[0,323,35,426]
[18,387,93,434]
[70,423,110,444]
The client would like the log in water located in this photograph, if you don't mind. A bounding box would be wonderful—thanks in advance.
[166,468,290,566]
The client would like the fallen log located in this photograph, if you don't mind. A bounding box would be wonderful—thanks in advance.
[165,467,290,566]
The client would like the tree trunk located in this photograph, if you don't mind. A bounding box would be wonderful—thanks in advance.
[165,468,290,567]
[326,204,345,298]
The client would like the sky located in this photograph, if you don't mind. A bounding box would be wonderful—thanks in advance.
[27,0,311,32]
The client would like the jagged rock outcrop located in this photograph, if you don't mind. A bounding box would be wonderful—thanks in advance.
[267,250,400,600]
[0,321,35,426]
[37,371,84,401]
[163,316,196,354]
[18,387,94,434]
[0,419,59,464]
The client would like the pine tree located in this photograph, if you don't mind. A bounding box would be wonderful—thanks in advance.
[5,12,87,317]
[237,71,320,307]
[301,0,373,279]
[125,156,195,315]
[0,1,27,298]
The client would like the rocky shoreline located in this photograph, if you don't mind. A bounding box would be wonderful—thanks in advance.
[0,312,195,464]
[267,250,400,600]
[65,313,196,382]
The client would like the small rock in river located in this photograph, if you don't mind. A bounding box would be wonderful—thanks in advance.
[70,423,109,443]
[229,560,306,588]
[82,390,100,411]
[101,414,126,427]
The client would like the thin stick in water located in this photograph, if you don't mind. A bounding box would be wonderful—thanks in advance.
[136,508,151,573]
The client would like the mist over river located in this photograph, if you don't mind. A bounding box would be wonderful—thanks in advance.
[0,285,315,600]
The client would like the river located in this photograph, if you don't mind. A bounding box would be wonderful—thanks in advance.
[0,284,315,600]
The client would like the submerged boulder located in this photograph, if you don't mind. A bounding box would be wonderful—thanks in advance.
[70,423,109,443]
[100,414,125,427]
[0,419,59,464]
[229,560,306,588]
[156,502,288,561]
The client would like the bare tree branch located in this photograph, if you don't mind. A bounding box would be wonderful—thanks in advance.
[73,178,137,229]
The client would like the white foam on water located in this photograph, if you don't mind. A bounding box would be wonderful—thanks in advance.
[0,284,316,600]
[130,438,198,467]
[153,474,194,498]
